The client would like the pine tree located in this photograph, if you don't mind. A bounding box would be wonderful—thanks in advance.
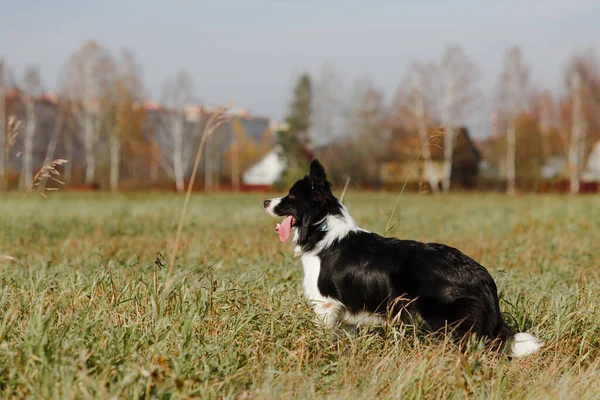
[276,74,313,188]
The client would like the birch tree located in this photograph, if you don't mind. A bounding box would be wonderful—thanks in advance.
[0,59,6,191]
[439,45,479,193]
[155,71,197,192]
[344,77,388,185]
[498,46,530,196]
[20,67,42,189]
[409,62,440,193]
[564,52,600,194]
[208,123,224,191]
[63,123,74,184]
[38,98,67,191]
[105,89,123,192]
[230,117,245,192]
[104,50,143,191]
[204,130,213,192]
[538,92,554,160]
[0,59,15,191]
[568,71,584,194]
[311,63,345,147]
[63,40,113,184]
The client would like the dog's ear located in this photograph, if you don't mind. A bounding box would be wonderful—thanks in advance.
[309,159,327,181]
[308,159,333,201]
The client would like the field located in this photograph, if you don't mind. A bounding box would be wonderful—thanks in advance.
[1,192,599,399]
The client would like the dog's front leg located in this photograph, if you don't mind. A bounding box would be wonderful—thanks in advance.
[312,300,357,339]
[313,300,344,327]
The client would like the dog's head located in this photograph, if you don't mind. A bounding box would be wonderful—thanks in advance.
[264,159,342,248]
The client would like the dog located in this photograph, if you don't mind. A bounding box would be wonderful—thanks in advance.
[264,159,542,357]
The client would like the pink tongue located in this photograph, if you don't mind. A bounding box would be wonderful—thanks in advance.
[278,216,294,243]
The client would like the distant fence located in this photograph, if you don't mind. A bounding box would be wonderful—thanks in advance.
[374,178,599,194]
[10,177,598,194]
[539,180,598,194]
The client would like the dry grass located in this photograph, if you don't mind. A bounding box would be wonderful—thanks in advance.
[22,158,68,199]
[0,192,599,399]
[169,107,229,275]
[6,116,21,152]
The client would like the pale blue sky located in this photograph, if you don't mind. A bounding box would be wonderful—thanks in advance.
[1,0,599,137]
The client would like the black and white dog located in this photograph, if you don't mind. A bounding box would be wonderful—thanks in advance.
[264,159,542,357]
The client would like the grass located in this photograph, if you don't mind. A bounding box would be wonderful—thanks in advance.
[1,192,599,399]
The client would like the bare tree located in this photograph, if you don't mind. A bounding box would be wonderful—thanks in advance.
[211,123,223,191]
[20,67,42,189]
[106,88,123,192]
[344,77,389,185]
[538,92,554,160]
[564,52,600,194]
[230,117,245,192]
[311,62,345,147]
[38,98,67,191]
[155,71,197,192]
[204,121,227,192]
[409,62,440,193]
[439,44,479,193]
[63,40,114,185]
[63,128,74,184]
[149,139,160,182]
[204,132,213,192]
[104,50,143,191]
[0,59,15,191]
[498,46,530,196]
[0,59,6,191]
[568,71,584,194]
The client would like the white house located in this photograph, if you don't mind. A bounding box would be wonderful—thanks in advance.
[242,147,285,186]
[582,140,600,181]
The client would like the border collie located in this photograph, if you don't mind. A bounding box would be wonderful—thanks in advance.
[264,159,543,357]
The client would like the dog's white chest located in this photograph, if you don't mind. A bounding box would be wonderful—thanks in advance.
[300,252,384,328]
[301,253,325,302]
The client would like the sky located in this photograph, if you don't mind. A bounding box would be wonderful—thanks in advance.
[1,0,599,138]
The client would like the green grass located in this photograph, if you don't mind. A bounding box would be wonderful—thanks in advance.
[1,192,599,399]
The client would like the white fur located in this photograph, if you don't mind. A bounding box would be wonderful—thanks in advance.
[300,252,343,326]
[292,230,303,257]
[313,202,359,253]
[300,252,384,328]
[264,197,282,216]
[509,332,543,357]
[291,202,361,257]
[300,253,323,301]
[343,311,385,326]
[296,201,386,328]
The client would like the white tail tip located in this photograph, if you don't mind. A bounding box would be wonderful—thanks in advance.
[509,332,543,358]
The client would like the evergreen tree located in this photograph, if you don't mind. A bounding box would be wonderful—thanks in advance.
[276,74,313,188]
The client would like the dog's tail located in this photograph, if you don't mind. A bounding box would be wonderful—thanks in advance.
[497,322,543,358]
[508,332,543,357]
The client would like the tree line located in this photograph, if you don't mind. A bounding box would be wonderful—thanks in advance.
[0,40,273,192]
[281,45,600,194]
[1,40,599,193]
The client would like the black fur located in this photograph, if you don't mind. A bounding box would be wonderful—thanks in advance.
[266,159,514,345]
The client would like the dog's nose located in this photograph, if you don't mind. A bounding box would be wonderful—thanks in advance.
[263,199,271,208]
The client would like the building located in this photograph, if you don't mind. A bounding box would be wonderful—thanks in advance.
[143,102,275,186]
[582,140,600,182]
[242,146,285,188]
[379,126,482,190]
[2,89,276,188]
